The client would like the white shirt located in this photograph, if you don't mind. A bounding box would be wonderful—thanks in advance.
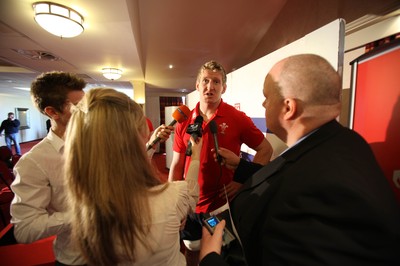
[121,160,200,266]
[11,130,85,265]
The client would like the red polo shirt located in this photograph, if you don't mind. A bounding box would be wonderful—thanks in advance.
[173,100,265,213]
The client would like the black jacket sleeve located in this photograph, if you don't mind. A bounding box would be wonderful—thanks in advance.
[233,159,263,183]
[199,252,229,266]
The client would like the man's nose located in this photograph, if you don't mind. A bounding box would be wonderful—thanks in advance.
[206,82,214,90]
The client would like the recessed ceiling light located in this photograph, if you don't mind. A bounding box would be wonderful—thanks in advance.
[169,64,174,69]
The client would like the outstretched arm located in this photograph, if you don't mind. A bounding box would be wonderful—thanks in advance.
[252,138,273,165]
[168,151,186,181]
[184,136,203,211]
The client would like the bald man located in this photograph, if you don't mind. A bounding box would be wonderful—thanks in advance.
[199,54,400,266]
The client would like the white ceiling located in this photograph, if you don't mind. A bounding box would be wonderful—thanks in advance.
[0,0,399,98]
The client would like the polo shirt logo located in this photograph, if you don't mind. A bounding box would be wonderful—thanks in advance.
[220,122,228,135]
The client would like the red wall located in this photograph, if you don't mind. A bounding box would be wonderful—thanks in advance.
[352,43,400,202]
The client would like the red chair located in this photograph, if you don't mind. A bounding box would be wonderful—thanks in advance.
[0,185,13,229]
[0,224,56,266]
[11,154,21,168]
[0,161,14,191]
[0,161,55,265]
[0,161,15,229]
[0,146,12,168]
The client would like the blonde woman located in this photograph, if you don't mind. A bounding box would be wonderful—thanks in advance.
[64,88,202,265]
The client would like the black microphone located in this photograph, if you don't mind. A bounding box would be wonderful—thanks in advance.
[147,105,190,151]
[209,120,221,163]
[185,115,203,156]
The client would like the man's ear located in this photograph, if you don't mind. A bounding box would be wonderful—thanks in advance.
[44,106,60,120]
[283,98,297,120]
[221,84,227,94]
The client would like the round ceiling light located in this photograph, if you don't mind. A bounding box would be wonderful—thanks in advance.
[102,68,123,80]
[33,2,84,38]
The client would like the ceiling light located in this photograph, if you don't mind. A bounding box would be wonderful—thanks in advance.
[13,87,31,92]
[102,68,123,80]
[33,2,84,38]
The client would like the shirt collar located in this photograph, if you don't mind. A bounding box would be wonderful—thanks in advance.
[280,128,319,156]
[192,99,225,122]
[47,129,65,154]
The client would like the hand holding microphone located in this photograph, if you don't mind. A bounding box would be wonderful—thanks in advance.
[147,105,190,151]
[188,134,203,160]
[211,147,241,170]
[150,124,174,145]
[209,120,221,163]
[209,120,241,168]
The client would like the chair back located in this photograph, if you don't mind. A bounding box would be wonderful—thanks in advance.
[0,166,14,230]
[0,146,12,165]
[0,162,14,190]
[0,224,56,265]
[0,193,13,235]
[11,154,21,168]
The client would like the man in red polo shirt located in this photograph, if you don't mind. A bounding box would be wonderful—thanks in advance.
[168,60,273,265]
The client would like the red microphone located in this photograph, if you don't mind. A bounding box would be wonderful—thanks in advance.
[146,105,190,150]
[170,105,190,125]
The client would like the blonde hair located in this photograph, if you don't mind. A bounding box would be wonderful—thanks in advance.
[196,60,227,85]
[64,88,165,265]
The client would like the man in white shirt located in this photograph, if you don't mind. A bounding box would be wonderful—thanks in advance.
[11,71,87,266]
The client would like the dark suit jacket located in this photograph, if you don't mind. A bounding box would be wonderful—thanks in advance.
[200,120,400,266]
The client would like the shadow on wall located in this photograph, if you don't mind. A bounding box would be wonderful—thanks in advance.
[369,96,400,203]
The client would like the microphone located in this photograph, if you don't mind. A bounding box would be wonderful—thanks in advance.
[209,120,221,163]
[146,105,190,151]
[185,115,203,156]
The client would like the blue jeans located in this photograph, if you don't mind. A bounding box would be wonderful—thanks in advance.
[5,133,21,155]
